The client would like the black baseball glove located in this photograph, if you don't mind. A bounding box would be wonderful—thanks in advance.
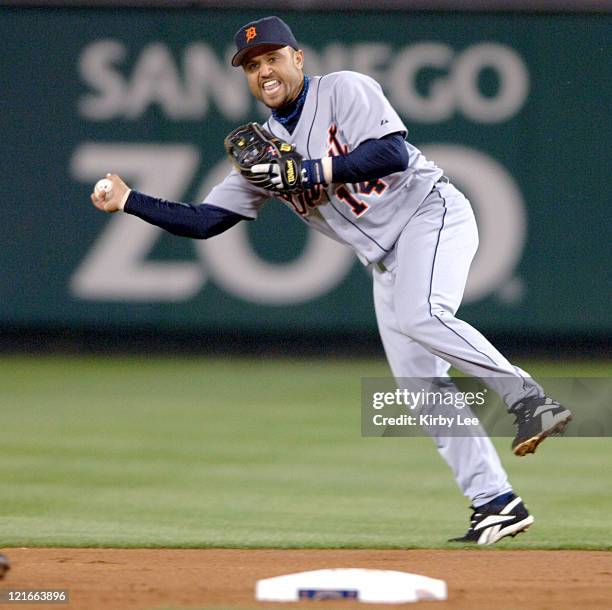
[224,123,305,194]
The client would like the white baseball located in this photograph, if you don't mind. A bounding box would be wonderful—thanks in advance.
[94,178,114,198]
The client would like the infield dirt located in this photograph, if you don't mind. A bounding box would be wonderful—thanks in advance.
[1,548,611,610]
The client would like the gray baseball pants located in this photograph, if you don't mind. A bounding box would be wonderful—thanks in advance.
[372,180,542,505]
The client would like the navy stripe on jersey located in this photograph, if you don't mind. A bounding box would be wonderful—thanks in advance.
[306,75,323,158]
[327,199,390,253]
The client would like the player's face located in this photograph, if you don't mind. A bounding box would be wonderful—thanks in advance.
[242,46,305,109]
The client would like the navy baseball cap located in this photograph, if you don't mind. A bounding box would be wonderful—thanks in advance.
[231,16,299,67]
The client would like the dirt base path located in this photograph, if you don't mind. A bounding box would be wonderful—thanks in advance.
[0,549,610,610]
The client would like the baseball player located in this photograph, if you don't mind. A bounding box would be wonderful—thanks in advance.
[91,16,572,545]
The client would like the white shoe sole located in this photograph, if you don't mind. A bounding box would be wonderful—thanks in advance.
[481,515,535,545]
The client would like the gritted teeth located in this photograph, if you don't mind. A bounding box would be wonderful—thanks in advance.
[262,80,281,91]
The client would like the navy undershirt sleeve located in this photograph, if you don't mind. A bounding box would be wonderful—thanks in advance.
[124,191,248,239]
[331,132,408,184]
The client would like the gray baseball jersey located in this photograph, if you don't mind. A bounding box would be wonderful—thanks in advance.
[206,71,443,265]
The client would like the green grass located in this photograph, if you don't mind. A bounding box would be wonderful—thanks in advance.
[0,356,610,549]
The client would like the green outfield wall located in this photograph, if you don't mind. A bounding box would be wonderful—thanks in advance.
[1,9,609,334]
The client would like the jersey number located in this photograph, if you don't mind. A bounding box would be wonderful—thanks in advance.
[336,180,387,217]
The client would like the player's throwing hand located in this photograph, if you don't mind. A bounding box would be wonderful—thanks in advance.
[90,173,131,213]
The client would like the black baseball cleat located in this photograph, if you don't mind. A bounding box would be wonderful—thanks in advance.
[510,396,572,456]
[449,493,534,545]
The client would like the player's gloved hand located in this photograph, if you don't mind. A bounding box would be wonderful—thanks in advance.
[224,122,326,195]
[249,158,326,193]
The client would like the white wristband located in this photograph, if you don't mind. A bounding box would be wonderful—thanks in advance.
[321,157,333,184]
